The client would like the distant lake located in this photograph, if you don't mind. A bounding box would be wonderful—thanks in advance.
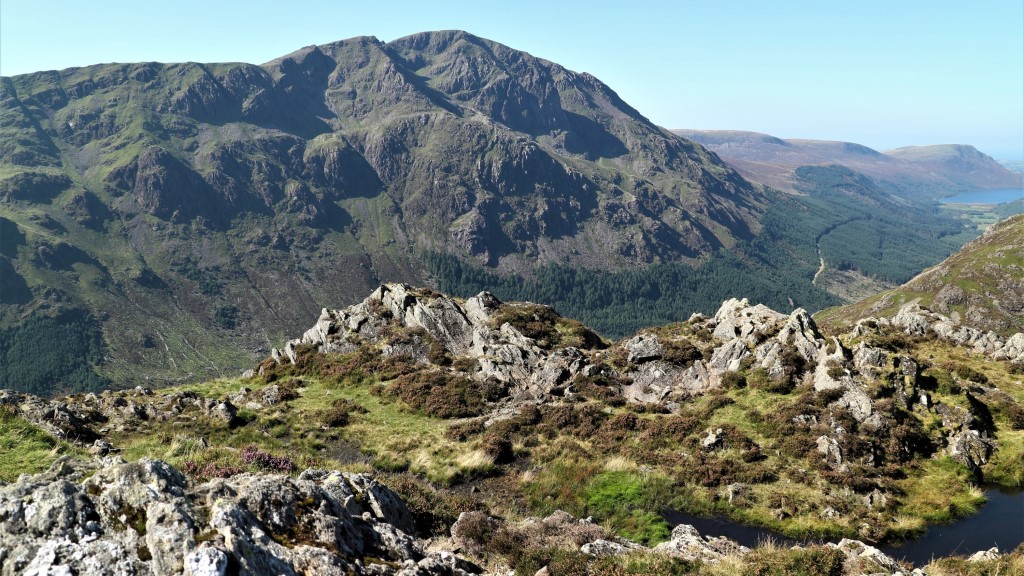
[942,188,1023,204]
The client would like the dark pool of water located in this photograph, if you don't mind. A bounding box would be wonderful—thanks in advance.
[665,486,1024,566]
[941,188,1023,204]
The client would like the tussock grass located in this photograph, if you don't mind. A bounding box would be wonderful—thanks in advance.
[0,407,81,481]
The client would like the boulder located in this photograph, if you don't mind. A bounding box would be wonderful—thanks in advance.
[624,335,663,363]
[653,523,749,562]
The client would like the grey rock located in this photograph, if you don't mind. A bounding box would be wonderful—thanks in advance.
[828,538,902,573]
[580,538,645,557]
[708,339,750,372]
[816,435,844,469]
[0,457,439,576]
[185,546,228,576]
[948,429,994,471]
[711,298,787,345]
[624,334,663,363]
[653,523,749,562]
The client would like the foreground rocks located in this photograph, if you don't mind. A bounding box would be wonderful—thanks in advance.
[0,457,478,576]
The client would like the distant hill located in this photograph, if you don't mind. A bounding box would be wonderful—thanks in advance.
[675,129,1022,197]
[886,144,1024,191]
[817,213,1024,336]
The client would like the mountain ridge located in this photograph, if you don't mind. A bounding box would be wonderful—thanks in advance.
[674,129,1022,195]
[0,31,1003,394]
[817,213,1024,337]
[0,30,765,389]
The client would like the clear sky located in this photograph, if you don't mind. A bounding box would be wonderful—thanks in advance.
[2,0,1022,160]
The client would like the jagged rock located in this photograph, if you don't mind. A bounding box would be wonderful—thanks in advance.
[853,344,889,381]
[580,538,644,557]
[394,552,479,576]
[624,335,663,363]
[711,298,787,345]
[653,523,749,562]
[816,435,844,469]
[993,333,1024,362]
[775,308,821,362]
[836,387,880,427]
[185,546,228,576]
[708,339,750,372]
[0,457,441,576]
[345,473,417,535]
[891,303,934,336]
[828,538,902,573]
[948,429,994,471]
[862,489,888,509]
[889,302,1024,363]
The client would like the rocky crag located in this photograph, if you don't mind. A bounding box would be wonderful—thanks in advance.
[0,457,943,576]
[2,284,1022,574]
[269,283,1019,474]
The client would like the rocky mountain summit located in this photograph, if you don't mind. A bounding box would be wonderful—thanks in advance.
[1,283,1022,574]
[267,283,1017,475]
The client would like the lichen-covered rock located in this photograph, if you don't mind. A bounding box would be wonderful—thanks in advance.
[0,457,457,576]
[948,429,995,471]
[652,523,749,562]
[624,334,663,363]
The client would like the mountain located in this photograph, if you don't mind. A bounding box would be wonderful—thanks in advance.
[674,130,1023,196]
[0,31,764,391]
[2,282,1023,574]
[817,213,1024,336]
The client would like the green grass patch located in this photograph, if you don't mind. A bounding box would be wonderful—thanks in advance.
[584,470,673,545]
[0,407,81,481]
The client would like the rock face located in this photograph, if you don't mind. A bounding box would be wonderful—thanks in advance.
[881,302,1024,362]
[274,284,602,411]
[0,456,476,576]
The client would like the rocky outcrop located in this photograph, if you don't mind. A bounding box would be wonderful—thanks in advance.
[864,302,1024,363]
[652,524,750,562]
[0,456,477,576]
[273,284,600,409]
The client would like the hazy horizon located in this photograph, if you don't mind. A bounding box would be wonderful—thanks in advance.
[2,1,1021,161]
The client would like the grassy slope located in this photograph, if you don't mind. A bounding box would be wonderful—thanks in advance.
[817,214,1024,336]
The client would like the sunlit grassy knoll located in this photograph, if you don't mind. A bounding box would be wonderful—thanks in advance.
[0,407,82,481]
[897,457,986,524]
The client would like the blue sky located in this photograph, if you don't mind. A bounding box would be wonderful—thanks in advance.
[2,0,1022,159]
